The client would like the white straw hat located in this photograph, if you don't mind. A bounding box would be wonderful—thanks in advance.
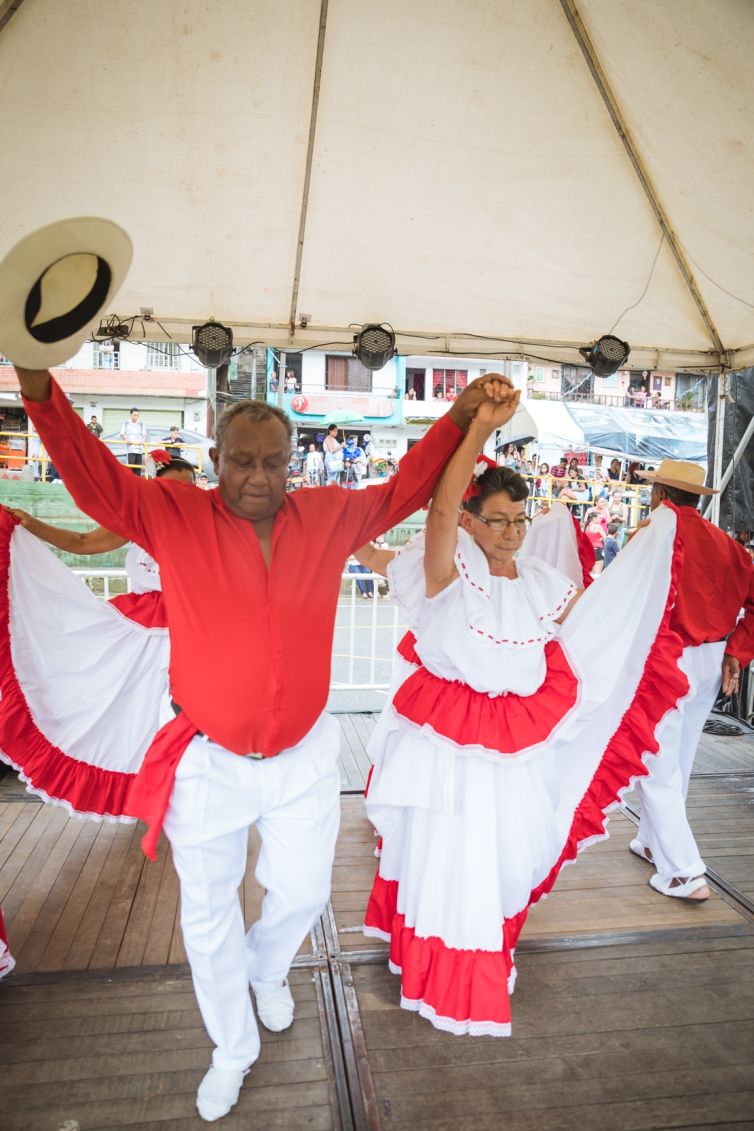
[0,217,132,368]
[634,459,716,495]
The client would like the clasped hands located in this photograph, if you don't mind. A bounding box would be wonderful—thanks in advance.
[447,372,521,433]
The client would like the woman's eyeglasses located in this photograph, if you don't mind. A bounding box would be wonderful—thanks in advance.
[471,514,531,533]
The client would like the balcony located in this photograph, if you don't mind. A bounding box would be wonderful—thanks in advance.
[527,389,704,413]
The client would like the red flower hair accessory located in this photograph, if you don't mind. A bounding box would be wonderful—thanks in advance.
[462,454,496,502]
[149,448,172,469]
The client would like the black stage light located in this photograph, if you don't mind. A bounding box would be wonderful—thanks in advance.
[579,334,630,377]
[353,323,396,371]
[192,320,234,368]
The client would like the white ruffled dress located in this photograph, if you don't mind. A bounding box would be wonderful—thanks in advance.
[0,512,171,820]
[364,504,688,1037]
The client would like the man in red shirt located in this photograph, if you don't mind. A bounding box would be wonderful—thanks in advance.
[632,460,754,903]
[14,362,515,1121]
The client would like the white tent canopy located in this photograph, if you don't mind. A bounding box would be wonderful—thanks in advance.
[1,0,754,371]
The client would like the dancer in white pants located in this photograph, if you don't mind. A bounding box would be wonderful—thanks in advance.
[163,713,341,1073]
[631,460,754,901]
[635,641,725,885]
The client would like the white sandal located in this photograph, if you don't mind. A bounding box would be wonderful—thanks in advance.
[649,873,710,902]
[629,838,654,864]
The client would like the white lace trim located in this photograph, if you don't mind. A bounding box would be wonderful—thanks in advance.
[400,994,512,1038]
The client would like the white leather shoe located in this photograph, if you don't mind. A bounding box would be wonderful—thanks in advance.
[196,1066,248,1122]
[254,980,295,1032]
[649,872,710,902]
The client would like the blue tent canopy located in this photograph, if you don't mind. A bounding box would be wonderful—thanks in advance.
[565,404,707,463]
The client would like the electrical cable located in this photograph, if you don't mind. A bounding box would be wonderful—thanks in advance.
[608,233,665,335]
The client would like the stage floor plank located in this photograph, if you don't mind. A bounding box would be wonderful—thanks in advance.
[2,712,754,1129]
[350,935,754,1130]
[0,966,339,1131]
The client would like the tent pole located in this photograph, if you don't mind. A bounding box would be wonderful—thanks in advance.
[288,0,329,334]
[708,372,729,527]
[0,0,26,37]
[278,350,286,412]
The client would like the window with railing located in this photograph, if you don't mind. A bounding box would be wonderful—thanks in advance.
[561,365,594,399]
[92,341,120,369]
[146,342,181,370]
[431,369,468,399]
[325,355,372,392]
[674,372,706,410]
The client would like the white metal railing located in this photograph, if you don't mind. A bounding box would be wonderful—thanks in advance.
[73,567,130,601]
[74,569,405,689]
[334,572,405,689]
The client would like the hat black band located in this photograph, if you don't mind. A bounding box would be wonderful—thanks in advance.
[25,256,112,344]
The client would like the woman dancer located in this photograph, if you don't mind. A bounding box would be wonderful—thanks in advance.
[0,450,194,818]
[362,394,689,1037]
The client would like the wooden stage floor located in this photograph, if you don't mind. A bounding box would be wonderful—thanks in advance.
[2,715,754,1129]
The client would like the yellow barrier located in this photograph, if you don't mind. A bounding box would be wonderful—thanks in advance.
[0,430,207,480]
[519,473,647,530]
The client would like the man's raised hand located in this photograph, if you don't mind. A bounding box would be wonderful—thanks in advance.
[447,372,516,431]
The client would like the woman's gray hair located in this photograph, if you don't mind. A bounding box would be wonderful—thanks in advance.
[214,400,292,450]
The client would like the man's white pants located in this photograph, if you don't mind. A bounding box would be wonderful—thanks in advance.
[636,641,725,880]
[163,712,341,1071]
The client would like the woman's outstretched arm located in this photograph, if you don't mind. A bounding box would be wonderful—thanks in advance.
[5,508,127,554]
[424,385,520,598]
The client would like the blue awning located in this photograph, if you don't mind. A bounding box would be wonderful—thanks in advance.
[564,403,707,462]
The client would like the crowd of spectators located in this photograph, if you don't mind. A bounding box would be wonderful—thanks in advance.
[288,427,370,490]
[496,443,663,568]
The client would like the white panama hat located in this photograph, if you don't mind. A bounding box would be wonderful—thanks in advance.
[634,459,717,496]
[0,216,132,368]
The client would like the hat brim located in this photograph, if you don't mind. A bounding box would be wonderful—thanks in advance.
[0,217,132,368]
[635,469,717,495]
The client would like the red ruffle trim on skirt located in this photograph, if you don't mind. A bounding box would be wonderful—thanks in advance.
[393,639,579,755]
[526,507,688,909]
[365,874,523,1036]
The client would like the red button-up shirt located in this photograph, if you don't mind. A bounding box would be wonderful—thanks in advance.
[671,506,754,667]
[25,380,463,754]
